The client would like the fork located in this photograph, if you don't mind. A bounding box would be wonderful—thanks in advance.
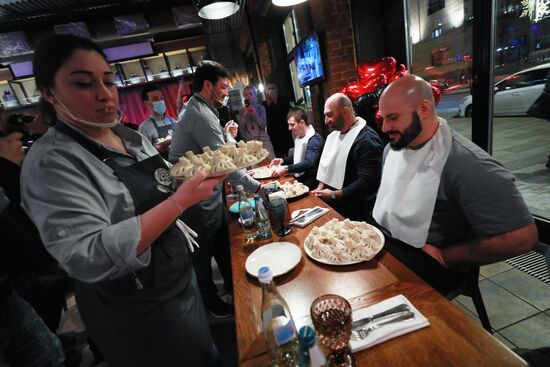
[350,311,416,340]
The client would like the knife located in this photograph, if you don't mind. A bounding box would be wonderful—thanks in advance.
[351,303,411,329]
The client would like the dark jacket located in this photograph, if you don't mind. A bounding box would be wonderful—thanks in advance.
[325,125,384,222]
[282,132,324,190]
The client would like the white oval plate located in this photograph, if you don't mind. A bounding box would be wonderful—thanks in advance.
[304,225,385,266]
[245,242,302,278]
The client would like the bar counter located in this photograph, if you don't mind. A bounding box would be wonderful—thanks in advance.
[226,177,526,366]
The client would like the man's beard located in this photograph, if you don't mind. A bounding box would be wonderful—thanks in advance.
[329,114,345,132]
[388,111,422,151]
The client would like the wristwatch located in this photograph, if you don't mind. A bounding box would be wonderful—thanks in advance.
[330,191,336,200]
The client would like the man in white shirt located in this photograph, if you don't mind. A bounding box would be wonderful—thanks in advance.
[269,108,324,189]
[312,93,383,221]
[138,85,177,155]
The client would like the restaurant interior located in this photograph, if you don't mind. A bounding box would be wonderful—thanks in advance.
[1,0,550,366]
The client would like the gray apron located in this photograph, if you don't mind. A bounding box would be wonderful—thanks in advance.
[54,122,219,367]
[150,115,176,140]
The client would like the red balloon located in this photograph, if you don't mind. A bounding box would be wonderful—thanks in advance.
[431,84,441,106]
[357,57,397,80]
[342,75,386,101]
[374,108,383,129]
[388,64,409,83]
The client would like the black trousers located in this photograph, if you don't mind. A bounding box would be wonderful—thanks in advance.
[182,205,233,303]
[384,240,466,296]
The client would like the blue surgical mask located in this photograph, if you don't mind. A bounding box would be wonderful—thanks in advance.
[152,100,166,115]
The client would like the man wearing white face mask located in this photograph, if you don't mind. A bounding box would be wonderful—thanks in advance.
[138,85,177,155]
[169,60,259,318]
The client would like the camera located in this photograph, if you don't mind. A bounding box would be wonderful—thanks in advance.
[8,114,35,125]
[244,99,250,107]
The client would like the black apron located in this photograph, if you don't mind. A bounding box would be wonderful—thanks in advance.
[54,122,219,367]
[151,116,176,160]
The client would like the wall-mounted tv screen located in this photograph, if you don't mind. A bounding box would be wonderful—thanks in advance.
[294,32,324,87]
[9,60,33,79]
[102,41,154,62]
[114,14,149,36]
[54,22,91,39]
[0,31,32,59]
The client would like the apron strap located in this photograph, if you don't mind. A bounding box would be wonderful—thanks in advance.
[54,121,118,171]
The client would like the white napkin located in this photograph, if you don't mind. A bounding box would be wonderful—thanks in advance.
[316,117,366,189]
[289,206,329,228]
[175,219,199,253]
[349,294,430,352]
[268,191,286,201]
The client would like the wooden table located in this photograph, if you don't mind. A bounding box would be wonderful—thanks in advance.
[227,185,526,366]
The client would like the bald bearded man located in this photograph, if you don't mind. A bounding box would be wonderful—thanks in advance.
[373,75,538,295]
[313,93,383,221]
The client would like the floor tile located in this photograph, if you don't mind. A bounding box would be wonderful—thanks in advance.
[455,279,539,330]
[452,299,480,325]
[494,332,517,350]
[480,262,514,278]
[499,313,550,349]
[490,268,550,311]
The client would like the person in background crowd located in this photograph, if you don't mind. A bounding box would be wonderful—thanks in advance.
[269,108,324,189]
[263,82,293,158]
[176,77,191,121]
[374,75,538,295]
[1,191,66,367]
[138,84,176,156]
[0,109,68,334]
[238,85,276,160]
[312,93,383,222]
[169,60,260,318]
[21,34,223,367]
[0,130,65,367]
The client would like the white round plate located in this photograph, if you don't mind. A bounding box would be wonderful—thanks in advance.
[303,225,385,266]
[245,242,302,277]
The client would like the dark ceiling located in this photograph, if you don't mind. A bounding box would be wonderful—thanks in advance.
[0,0,198,32]
[0,0,246,33]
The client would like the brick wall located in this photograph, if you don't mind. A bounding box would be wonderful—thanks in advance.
[308,0,357,99]
[253,19,272,80]
[243,0,358,129]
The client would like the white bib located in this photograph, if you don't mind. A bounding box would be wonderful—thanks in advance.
[373,118,452,248]
[316,117,366,189]
[292,125,316,177]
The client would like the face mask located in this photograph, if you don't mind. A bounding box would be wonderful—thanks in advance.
[53,92,120,129]
[152,100,166,115]
[210,87,228,108]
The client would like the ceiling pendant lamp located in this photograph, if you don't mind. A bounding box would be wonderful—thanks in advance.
[272,0,308,6]
[198,1,240,20]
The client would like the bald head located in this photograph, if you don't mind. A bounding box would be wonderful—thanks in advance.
[324,93,356,132]
[381,75,435,112]
[326,93,353,110]
[379,75,440,150]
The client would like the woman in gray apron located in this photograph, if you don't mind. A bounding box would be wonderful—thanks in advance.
[20,35,223,367]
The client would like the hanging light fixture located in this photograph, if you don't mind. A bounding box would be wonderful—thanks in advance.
[198,1,240,20]
[272,0,308,6]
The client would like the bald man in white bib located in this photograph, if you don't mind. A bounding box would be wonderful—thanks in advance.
[374,75,538,294]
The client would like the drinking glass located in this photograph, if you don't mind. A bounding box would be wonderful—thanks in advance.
[267,197,291,236]
[310,294,355,367]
